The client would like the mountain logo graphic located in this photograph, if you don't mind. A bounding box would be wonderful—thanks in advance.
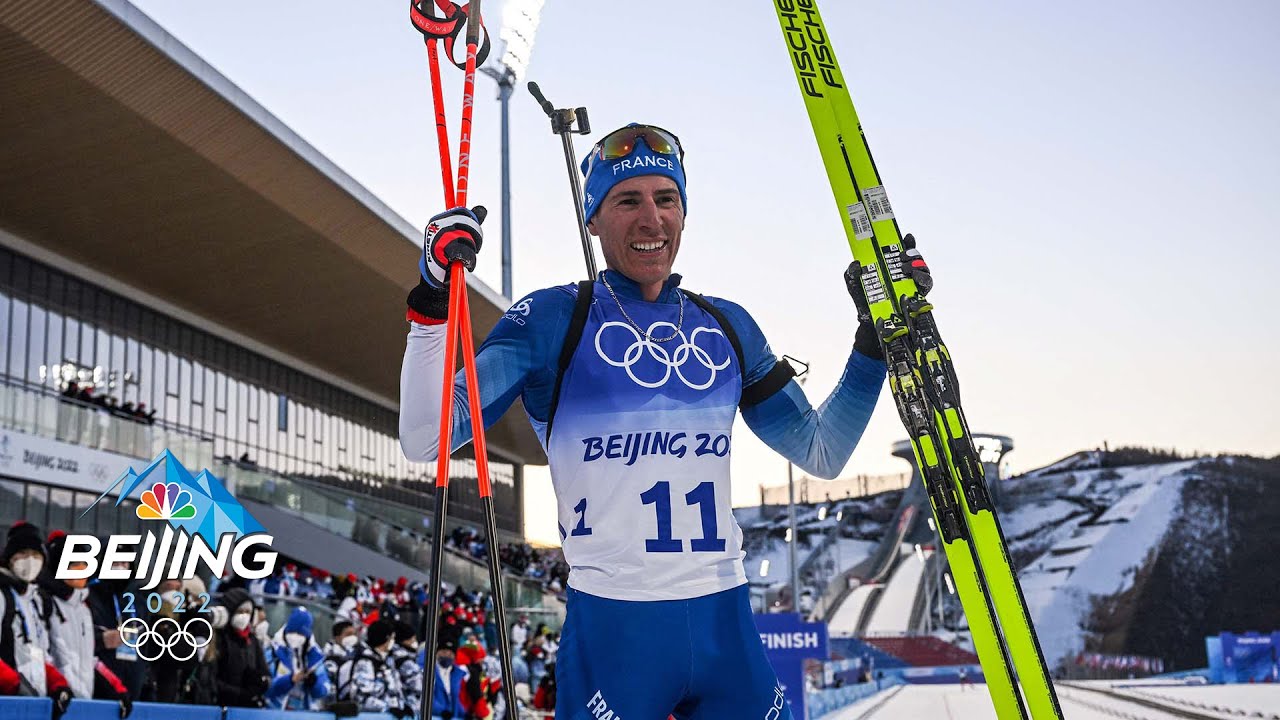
[82,449,265,546]
[137,482,198,521]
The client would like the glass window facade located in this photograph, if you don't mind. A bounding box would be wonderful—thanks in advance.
[0,246,521,533]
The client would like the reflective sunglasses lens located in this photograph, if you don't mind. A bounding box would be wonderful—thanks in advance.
[598,131,636,160]
[598,127,681,159]
[640,128,681,155]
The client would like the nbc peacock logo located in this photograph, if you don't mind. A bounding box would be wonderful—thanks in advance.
[137,482,197,521]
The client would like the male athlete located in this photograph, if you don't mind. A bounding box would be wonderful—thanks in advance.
[400,124,933,719]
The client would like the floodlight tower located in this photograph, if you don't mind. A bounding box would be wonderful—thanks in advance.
[480,0,546,299]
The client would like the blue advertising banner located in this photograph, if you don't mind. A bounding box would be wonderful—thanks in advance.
[755,613,829,718]
[1216,631,1280,683]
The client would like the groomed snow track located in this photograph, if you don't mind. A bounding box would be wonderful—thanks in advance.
[823,682,1280,720]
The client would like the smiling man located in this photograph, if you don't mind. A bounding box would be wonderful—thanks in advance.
[400,123,932,718]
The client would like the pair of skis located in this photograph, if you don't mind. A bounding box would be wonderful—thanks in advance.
[770,2,1063,719]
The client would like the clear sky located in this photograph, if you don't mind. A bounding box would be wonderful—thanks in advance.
[123,1,1280,546]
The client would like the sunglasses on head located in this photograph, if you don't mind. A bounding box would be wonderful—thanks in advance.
[592,124,684,162]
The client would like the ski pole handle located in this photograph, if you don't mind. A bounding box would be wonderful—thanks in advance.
[527,81,554,116]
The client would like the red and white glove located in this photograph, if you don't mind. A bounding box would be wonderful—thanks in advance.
[408,206,486,324]
[420,206,486,288]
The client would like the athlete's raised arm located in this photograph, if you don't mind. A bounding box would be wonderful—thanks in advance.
[398,207,574,462]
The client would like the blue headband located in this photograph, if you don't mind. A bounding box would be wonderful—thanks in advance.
[580,130,687,224]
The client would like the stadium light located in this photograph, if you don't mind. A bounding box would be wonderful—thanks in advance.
[817,505,827,521]
[836,509,843,522]
[481,0,547,298]
[759,559,771,578]
[498,0,544,82]
[784,528,793,543]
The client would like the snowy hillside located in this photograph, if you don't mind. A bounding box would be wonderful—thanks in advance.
[1002,460,1199,667]
[1002,452,1280,671]
[734,451,1280,671]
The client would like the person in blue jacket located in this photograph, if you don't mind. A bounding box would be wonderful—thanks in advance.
[265,606,330,710]
[427,638,465,720]
[400,123,935,719]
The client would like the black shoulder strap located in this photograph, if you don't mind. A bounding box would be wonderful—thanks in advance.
[545,280,594,442]
[41,592,64,625]
[681,290,796,410]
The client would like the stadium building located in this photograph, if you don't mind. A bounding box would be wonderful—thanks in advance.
[0,0,544,578]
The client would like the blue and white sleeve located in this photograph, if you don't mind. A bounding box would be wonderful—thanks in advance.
[398,287,573,462]
[711,298,887,480]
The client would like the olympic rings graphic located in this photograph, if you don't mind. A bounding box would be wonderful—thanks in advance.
[120,616,212,662]
[594,321,731,390]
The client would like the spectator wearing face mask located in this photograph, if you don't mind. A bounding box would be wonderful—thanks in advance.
[209,588,270,707]
[252,606,271,651]
[38,531,131,717]
[265,606,329,710]
[390,621,422,717]
[323,619,359,697]
[338,618,409,717]
[0,522,73,717]
[429,638,466,720]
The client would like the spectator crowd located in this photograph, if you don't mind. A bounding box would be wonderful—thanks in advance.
[0,520,564,718]
[447,527,570,598]
[59,382,157,425]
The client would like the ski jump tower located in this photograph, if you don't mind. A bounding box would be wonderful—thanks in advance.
[891,433,1015,507]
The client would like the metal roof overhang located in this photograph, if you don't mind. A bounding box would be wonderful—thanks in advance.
[0,0,543,464]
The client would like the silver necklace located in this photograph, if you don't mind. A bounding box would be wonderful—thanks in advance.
[600,273,684,343]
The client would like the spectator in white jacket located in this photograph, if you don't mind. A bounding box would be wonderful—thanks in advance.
[38,531,131,715]
[0,522,71,716]
[509,614,529,657]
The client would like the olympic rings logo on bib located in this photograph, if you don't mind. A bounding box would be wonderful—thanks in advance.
[594,321,732,390]
[119,616,212,662]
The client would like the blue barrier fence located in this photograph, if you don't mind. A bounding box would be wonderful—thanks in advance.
[806,678,904,719]
[0,698,401,720]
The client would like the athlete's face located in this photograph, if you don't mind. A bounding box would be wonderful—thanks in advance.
[589,175,684,302]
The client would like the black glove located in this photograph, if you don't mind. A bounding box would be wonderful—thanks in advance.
[391,706,414,719]
[303,672,317,690]
[51,688,73,719]
[118,695,134,719]
[408,206,487,322]
[845,233,933,361]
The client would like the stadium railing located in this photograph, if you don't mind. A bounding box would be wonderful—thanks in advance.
[0,377,213,472]
[0,378,566,628]
[225,463,564,625]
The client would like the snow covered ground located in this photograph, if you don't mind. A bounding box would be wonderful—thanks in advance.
[1113,683,1280,719]
[1004,460,1199,667]
[818,681,1280,720]
[829,583,877,636]
[745,538,799,584]
[864,548,929,634]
